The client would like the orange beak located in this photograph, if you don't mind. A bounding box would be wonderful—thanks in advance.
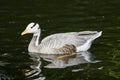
[21,29,29,35]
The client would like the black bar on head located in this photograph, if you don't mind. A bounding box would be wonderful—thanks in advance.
[31,23,36,28]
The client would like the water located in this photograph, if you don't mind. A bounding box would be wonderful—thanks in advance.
[0,0,120,80]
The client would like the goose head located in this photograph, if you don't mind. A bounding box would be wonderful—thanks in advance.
[21,22,40,36]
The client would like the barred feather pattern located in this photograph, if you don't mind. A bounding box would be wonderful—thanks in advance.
[28,31,102,54]
[55,44,76,54]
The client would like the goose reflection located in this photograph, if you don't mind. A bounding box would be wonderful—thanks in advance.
[25,51,100,79]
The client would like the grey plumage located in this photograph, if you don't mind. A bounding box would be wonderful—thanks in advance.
[29,31,102,54]
[21,23,102,54]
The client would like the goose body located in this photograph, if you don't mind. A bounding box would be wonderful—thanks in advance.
[21,22,102,54]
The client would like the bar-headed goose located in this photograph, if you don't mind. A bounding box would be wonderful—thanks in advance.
[21,22,102,54]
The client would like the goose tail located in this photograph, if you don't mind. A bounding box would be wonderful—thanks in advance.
[90,31,102,41]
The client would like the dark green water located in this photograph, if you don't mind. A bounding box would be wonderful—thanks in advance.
[0,0,120,80]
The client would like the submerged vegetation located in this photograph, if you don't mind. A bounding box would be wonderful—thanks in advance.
[105,48,120,79]
[0,0,120,79]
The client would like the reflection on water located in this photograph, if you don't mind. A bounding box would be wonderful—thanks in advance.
[26,51,100,80]
[0,0,120,79]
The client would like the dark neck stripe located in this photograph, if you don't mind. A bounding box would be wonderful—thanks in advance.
[38,27,40,29]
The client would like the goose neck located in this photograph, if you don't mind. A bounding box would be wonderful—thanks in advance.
[33,30,41,46]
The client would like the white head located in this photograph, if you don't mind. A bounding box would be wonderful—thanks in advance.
[21,22,41,36]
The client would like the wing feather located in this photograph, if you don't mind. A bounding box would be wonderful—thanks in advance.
[38,31,100,54]
[40,32,88,49]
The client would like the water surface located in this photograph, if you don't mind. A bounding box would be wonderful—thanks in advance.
[0,0,120,80]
